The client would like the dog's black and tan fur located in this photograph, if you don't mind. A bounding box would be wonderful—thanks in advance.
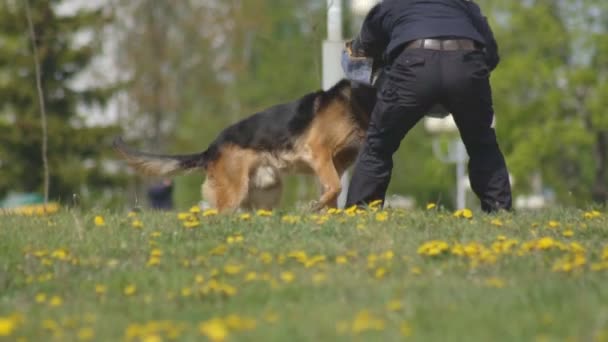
[113,79,377,212]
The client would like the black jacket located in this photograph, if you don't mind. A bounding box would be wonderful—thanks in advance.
[352,0,500,70]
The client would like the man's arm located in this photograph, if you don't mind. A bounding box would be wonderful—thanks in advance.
[350,4,389,60]
[465,2,500,71]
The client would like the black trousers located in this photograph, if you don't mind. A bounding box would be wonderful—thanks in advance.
[345,46,512,213]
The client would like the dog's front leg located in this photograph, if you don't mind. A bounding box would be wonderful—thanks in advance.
[310,156,342,211]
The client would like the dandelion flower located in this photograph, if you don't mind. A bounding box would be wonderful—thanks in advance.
[35,293,46,303]
[95,285,106,295]
[400,321,413,337]
[203,209,218,217]
[199,319,228,342]
[386,299,403,312]
[256,209,273,217]
[77,327,94,341]
[426,203,437,210]
[93,216,105,227]
[124,285,137,296]
[0,317,16,337]
[453,209,473,219]
[280,271,295,283]
[49,296,63,307]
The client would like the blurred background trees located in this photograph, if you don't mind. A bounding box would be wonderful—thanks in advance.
[0,0,124,209]
[0,0,606,211]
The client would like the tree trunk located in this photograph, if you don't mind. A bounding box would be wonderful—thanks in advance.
[592,131,608,203]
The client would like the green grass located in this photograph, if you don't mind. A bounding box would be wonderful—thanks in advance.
[1,206,608,342]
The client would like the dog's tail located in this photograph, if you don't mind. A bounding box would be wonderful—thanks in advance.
[112,137,210,176]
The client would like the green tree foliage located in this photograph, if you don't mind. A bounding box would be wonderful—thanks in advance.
[0,0,123,206]
[478,0,608,206]
[111,0,608,210]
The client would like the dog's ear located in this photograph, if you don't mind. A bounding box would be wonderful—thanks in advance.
[313,96,322,113]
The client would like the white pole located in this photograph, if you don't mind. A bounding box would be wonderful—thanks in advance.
[455,140,467,210]
[327,0,343,41]
[323,0,350,208]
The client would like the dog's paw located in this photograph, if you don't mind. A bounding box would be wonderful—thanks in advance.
[305,200,324,213]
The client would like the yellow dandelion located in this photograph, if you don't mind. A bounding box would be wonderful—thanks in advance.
[223,264,243,275]
[485,277,505,288]
[400,321,413,337]
[77,327,94,341]
[95,284,106,295]
[583,210,601,219]
[127,211,138,218]
[374,267,387,279]
[150,231,162,238]
[426,202,437,210]
[203,209,218,217]
[417,240,450,256]
[256,209,273,217]
[375,212,388,222]
[150,249,162,257]
[369,199,384,209]
[491,219,503,227]
[189,205,201,214]
[453,209,473,219]
[351,310,385,334]
[336,256,348,264]
[280,271,295,283]
[177,212,191,220]
[547,221,560,229]
[195,275,205,284]
[245,272,258,282]
[410,266,422,275]
[281,215,300,224]
[131,220,143,229]
[386,299,403,312]
[344,205,358,216]
[224,315,257,332]
[239,213,251,221]
[0,317,16,337]
[93,215,105,227]
[124,285,137,296]
[183,220,201,229]
[181,287,192,297]
[199,319,228,342]
[49,295,63,307]
[142,335,162,342]
[35,293,47,303]
[147,256,161,267]
[562,230,575,237]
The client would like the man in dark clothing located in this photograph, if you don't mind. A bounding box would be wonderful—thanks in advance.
[345,0,512,213]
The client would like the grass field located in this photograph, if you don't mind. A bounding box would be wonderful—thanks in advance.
[1,204,608,342]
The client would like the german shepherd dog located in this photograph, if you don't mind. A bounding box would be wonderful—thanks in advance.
[113,79,377,212]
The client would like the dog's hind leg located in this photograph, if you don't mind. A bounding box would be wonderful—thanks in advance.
[202,146,256,212]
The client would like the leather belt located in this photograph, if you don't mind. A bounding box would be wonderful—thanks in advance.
[405,38,477,51]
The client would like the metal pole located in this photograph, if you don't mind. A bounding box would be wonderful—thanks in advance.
[455,140,467,210]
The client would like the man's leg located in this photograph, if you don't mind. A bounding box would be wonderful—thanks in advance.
[442,50,512,212]
[345,50,434,207]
